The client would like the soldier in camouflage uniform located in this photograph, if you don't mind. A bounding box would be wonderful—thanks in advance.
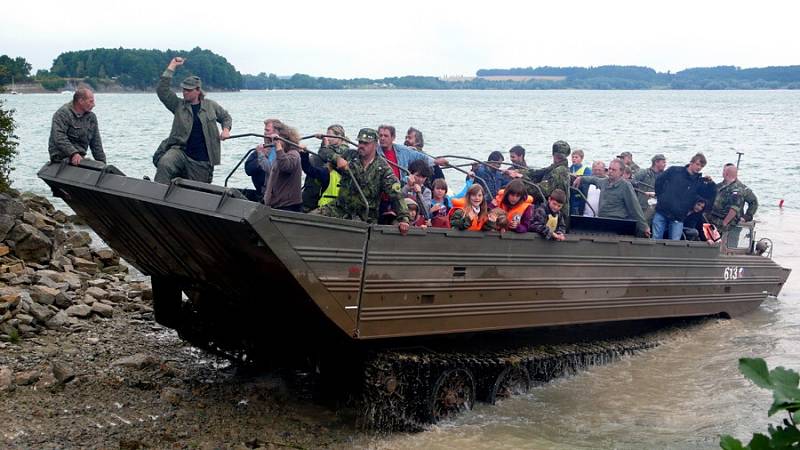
[315,128,410,233]
[740,183,758,223]
[617,151,641,175]
[708,163,747,234]
[511,140,572,218]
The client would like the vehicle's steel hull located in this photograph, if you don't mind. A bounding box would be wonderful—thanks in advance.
[39,162,791,342]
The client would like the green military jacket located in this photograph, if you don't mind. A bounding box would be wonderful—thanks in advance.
[155,69,232,166]
[48,102,106,163]
[741,183,758,221]
[319,147,409,224]
[710,179,747,230]
[628,161,641,175]
[522,160,571,210]
[581,176,648,233]
[632,167,660,211]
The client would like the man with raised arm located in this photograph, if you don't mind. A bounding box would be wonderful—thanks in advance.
[316,128,410,234]
[48,85,106,165]
[152,57,232,184]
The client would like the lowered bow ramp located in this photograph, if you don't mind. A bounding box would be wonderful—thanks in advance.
[38,162,363,343]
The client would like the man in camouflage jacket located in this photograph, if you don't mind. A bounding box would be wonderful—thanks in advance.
[315,128,410,233]
[512,140,573,217]
[709,163,747,233]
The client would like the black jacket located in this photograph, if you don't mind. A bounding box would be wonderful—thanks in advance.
[655,165,716,221]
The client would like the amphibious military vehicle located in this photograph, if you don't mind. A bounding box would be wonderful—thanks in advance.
[38,160,791,429]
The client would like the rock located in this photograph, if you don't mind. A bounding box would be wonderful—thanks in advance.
[142,287,153,301]
[0,291,20,307]
[0,366,14,391]
[6,223,53,262]
[70,246,92,260]
[45,310,70,329]
[0,244,9,257]
[93,248,118,264]
[14,370,40,386]
[3,262,26,275]
[0,215,16,242]
[65,304,92,318]
[65,231,92,249]
[91,302,113,318]
[88,278,109,288]
[54,291,72,308]
[29,301,55,322]
[111,353,157,369]
[33,275,68,291]
[9,274,31,286]
[102,265,128,275]
[51,362,75,384]
[80,295,96,306]
[108,291,128,303]
[70,257,98,274]
[31,285,60,305]
[51,210,68,223]
[59,272,83,291]
[0,193,26,219]
[85,286,108,299]
[87,337,100,344]
[21,193,55,215]
[15,313,34,325]
[0,273,16,283]
[18,323,37,335]
[160,387,187,406]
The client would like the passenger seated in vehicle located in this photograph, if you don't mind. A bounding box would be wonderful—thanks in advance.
[430,178,453,228]
[450,184,496,231]
[682,198,708,241]
[474,151,510,198]
[492,179,534,233]
[529,188,567,241]
[404,198,429,228]
[402,159,433,211]
[489,208,509,232]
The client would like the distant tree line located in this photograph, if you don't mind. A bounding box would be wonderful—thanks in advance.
[40,47,242,90]
[475,65,800,89]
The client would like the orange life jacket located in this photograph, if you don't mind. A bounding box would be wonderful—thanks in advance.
[494,189,534,223]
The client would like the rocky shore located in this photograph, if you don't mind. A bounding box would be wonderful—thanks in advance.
[0,191,358,449]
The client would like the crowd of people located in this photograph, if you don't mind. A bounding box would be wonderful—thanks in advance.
[47,57,759,244]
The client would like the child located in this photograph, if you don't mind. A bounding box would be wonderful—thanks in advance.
[529,188,567,241]
[401,159,432,211]
[404,198,428,228]
[489,208,509,232]
[450,184,495,231]
[493,179,534,233]
[429,178,453,228]
[683,197,711,241]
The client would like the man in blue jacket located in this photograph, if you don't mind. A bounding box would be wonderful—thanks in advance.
[653,153,716,240]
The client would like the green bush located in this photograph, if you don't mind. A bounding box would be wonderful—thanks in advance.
[39,78,65,91]
[0,99,19,191]
[720,358,800,449]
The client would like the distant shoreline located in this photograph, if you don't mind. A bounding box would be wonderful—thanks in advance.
[5,81,800,93]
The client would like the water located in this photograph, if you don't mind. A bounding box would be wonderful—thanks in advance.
[2,89,799,448]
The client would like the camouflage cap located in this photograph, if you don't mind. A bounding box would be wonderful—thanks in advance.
[651,153,666,163]
[617,151,633,159]
[357,128,378,143]
[552,140,571,156]
[181,75,202,90]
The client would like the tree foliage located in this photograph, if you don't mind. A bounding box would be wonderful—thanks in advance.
[0,55,32,85]
[49,47,242,90]
[720,358,800,450]
[0,99,19,191]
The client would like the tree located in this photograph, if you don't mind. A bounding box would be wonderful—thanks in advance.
[0,99,19,191]
[720,358,800,449]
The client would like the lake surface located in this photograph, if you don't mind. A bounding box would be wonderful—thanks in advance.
[2,89,798,449]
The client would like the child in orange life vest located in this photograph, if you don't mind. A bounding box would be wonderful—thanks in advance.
[450,184,496,231]
[529,188,567,241]
[493,179,534,233]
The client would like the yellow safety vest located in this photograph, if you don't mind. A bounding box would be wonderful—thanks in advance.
[318,169,341,207]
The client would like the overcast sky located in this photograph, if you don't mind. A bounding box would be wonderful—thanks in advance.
[2,0,798,78]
